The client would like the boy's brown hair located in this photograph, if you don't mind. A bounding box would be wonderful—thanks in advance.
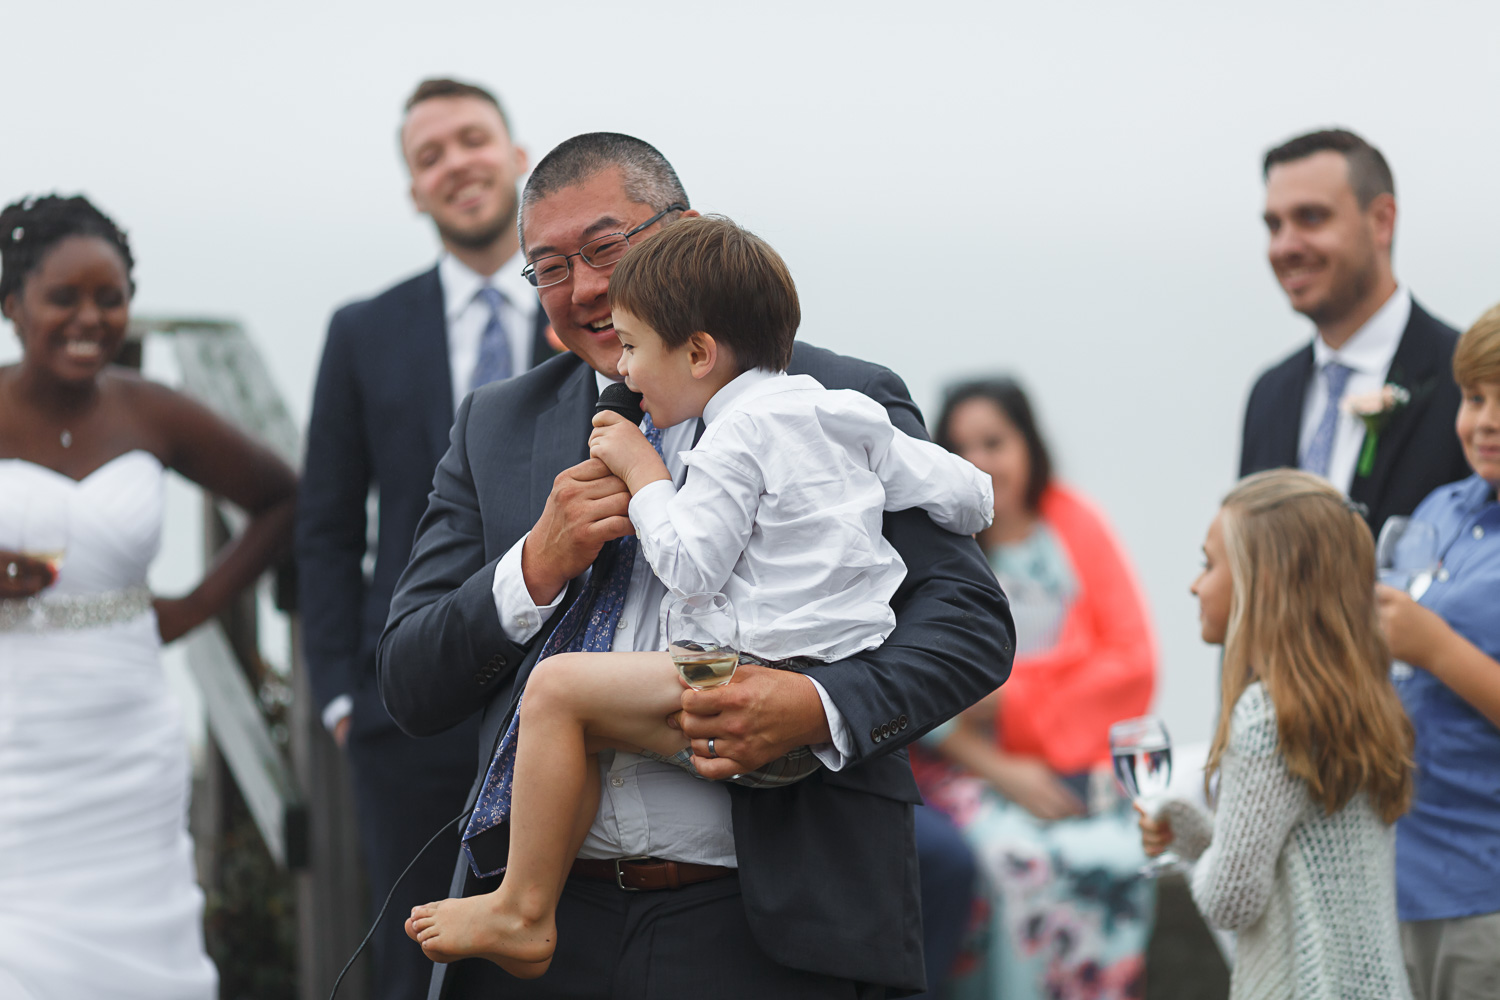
[608,215,799,371]
[1454,302,1500,388]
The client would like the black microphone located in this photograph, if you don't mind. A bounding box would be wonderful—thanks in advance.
[596,381,645,425]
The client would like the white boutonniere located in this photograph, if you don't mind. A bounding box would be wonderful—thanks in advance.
[1342,383,1411,478]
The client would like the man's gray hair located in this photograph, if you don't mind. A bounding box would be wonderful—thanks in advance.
[519,133,690,251]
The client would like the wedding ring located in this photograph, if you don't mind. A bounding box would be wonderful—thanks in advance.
[707,738,718,759]
[5,562,17,580]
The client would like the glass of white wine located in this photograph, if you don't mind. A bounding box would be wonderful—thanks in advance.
[666,592,740,690]
[20,492,69,581]
[1109,715,1187,878]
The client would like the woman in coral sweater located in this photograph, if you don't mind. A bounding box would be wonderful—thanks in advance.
[915,377,1157,1000]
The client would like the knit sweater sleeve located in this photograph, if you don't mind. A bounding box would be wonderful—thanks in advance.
[1182,684,1306,932]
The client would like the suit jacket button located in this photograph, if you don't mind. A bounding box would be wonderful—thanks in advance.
[881,724,891,738]
[474,673,486,687]
[489,654,504,668]
[899,715,908,730]
[870,726,882,743]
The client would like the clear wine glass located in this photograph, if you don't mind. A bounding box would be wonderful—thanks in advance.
[19,492,69,580]
[1375,516,1440,681]
[1109,715,1187,878]
[1375,516,1440,599]
[666,592,740,690]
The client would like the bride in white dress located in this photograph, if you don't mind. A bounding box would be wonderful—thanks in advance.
[0,195,297,999]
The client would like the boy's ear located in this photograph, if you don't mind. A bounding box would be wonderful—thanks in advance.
[687,331,719,379]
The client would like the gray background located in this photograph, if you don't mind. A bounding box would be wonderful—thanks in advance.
[4,0,1499,747]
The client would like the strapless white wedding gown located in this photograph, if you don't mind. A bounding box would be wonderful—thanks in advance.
[0,451,216,999]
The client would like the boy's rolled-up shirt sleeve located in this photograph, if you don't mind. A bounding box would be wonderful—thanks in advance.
[628,448,762,599]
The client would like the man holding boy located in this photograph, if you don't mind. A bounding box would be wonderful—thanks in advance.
[378,132,1013,998]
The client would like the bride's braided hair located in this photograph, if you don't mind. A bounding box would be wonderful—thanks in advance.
[0,195,135,305]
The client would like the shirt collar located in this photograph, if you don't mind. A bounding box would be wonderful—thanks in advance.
[1448,473,1499,513]
[438,250,529,323]
[702,368,788,426]
[1312,285,1411,375]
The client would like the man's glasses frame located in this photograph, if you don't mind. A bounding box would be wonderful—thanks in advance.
[521,203,688,289]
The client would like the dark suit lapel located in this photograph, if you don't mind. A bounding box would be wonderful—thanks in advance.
[406,267,454,466]
[1349,303,1444,509]
[529,364,596,516]
[527,302,560,369]
[1268,346,1315,468]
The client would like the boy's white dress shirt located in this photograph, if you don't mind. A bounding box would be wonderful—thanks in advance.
[629,368,994,662]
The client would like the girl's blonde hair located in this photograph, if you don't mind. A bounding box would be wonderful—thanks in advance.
[1208,469,1413,822]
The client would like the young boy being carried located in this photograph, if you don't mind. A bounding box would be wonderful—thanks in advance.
[406,215,993,976]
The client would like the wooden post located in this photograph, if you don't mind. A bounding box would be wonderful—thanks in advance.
[289,616,371,1000]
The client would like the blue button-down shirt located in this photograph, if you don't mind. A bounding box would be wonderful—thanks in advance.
[1394,474,1500,921]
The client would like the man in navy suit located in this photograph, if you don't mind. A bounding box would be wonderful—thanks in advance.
[296,78,555,1000]
[378,132,1013,999]
[1241,128,1469,534]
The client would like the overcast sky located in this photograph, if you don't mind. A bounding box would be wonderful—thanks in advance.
[5,0,1499,745]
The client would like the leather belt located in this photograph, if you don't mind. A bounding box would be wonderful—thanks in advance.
[570,857,736,892]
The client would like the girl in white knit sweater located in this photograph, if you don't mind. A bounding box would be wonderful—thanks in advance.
[1140,470,1415,1000]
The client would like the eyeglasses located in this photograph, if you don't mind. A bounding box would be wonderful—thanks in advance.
[521,203,687,288]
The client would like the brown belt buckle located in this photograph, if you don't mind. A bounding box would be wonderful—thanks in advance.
[614,855,652,892]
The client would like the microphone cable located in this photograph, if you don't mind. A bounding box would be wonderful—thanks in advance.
[332,386,638,998]
[328,806,472,1000]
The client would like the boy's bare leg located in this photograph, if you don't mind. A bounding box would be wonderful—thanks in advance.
[406,651,694,976]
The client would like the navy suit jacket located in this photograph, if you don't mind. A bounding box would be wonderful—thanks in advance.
[1240,298,1471,537]
[377,344,1015,993]
[298,265,554,736]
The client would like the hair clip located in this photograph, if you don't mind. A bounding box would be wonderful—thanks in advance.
[1343,498,1369,518]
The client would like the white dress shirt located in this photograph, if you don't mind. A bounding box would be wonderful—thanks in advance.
[439,252,541,407]
[1300,286,1410,495]
[319,250,536,734]
[630,369,993,662]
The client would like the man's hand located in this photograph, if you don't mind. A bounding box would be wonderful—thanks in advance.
[521,458,634,607]
[1376,583,1452,667]
[333,716,352,750]
[589,411,670,494]
[674,664,833,780]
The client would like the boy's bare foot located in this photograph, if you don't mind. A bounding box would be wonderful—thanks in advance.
[406,897,556,979]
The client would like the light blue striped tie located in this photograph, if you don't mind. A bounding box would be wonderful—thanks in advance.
[469,285,513,392]
[1300,361,1353,479]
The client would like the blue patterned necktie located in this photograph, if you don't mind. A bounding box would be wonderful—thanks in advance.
[462,414,666,877]
[1300,361,1353,480]
[469,286,513,392]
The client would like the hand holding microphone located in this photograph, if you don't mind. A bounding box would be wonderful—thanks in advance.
[521,384,648,606]
[590,383,671,494]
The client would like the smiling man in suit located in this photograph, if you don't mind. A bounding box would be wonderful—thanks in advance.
[1240,128,1469,535]
[296,77,555,1000]
[378,132,1014,999]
